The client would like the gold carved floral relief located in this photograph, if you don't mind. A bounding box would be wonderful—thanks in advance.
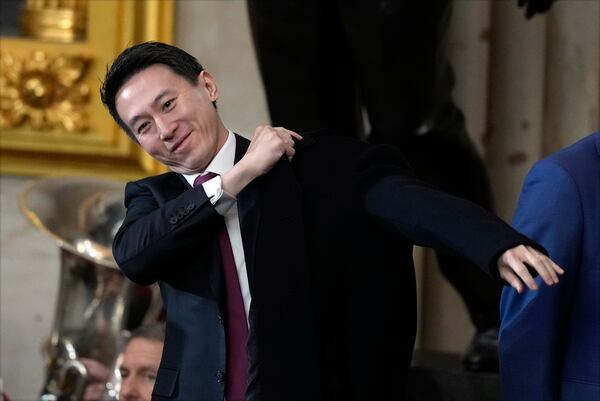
[0,50,91,132]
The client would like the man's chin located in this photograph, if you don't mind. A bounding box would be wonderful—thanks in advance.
[167,163,206,175]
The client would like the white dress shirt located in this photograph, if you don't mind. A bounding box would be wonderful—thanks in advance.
[183,131,251,326]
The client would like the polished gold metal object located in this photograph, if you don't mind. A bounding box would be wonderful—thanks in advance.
[0,50,91,131]
[20,176,163,401]
[20,0,88,42]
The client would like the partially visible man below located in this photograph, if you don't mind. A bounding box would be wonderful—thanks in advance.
[81,323,164,401]
[499,131,600,400]
[119,324,165,401]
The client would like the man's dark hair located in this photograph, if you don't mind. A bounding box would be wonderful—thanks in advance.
[100,41,205,140]
[127,322,165,345]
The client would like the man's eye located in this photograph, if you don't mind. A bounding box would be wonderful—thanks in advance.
[163,98,175,111]
[137,122,150,134]
[119,369,129,379]
[144,373,157,382]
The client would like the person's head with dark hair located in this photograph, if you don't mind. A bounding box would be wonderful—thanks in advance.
[119,323,165,401]
[128,323,166,344]
[100,41,215,141]
[101,41,229,174]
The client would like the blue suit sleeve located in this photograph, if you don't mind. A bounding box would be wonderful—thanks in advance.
[499,159,582,401]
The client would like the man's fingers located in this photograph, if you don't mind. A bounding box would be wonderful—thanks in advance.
[248,124,302,164]
[498,245,566,294]
[274,126,302,138]
[285,146,296,161]
[511,260,539,291]
[543,254,565,278]
[79,358,110,381]
[501,247,539,291]
[523,248,557,285]
[522,245,565,284]
[289,131,303,140]
[499,267,524,294]
[273,126,303,143]
[549,258,565,275]
[84,383,106,401]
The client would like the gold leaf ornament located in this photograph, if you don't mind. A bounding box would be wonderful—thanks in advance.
[0,50,91,132]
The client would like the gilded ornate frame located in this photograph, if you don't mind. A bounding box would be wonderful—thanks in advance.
[0,0,173,180]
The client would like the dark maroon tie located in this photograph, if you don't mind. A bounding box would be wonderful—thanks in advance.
[194,173,248,401]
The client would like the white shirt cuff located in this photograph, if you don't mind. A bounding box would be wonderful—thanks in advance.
[202,176,236,215]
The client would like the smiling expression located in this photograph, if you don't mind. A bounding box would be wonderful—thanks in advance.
[115,64,228,174]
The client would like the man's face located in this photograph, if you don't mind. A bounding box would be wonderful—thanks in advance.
[115,64,228,174]
[118,337,163,401]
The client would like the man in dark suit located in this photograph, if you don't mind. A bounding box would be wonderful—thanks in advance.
[101,42,563,401]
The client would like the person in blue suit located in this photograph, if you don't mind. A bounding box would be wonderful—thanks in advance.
[499,131,600,401]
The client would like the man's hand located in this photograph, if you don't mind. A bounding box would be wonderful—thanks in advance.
[243,125,302,174]
[80,358,110,401]
[498,245,564,294]
[222,126,302,196]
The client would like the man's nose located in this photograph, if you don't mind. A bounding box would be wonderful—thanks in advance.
[156,116,177,140]
[119,379,140,401]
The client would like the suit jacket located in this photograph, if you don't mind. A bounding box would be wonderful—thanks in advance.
[114,132,539,401]
[499,131,600,401]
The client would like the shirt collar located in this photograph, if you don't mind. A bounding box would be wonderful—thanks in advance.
[183,130,236,187]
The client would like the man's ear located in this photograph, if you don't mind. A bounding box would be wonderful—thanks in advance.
[198,70,219,102]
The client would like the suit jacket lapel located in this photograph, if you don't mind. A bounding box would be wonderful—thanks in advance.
[234,134,260,293]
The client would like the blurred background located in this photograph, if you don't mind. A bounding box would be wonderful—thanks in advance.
[0,0,598,399]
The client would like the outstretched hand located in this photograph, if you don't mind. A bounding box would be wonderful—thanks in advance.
[498,245,564,294]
